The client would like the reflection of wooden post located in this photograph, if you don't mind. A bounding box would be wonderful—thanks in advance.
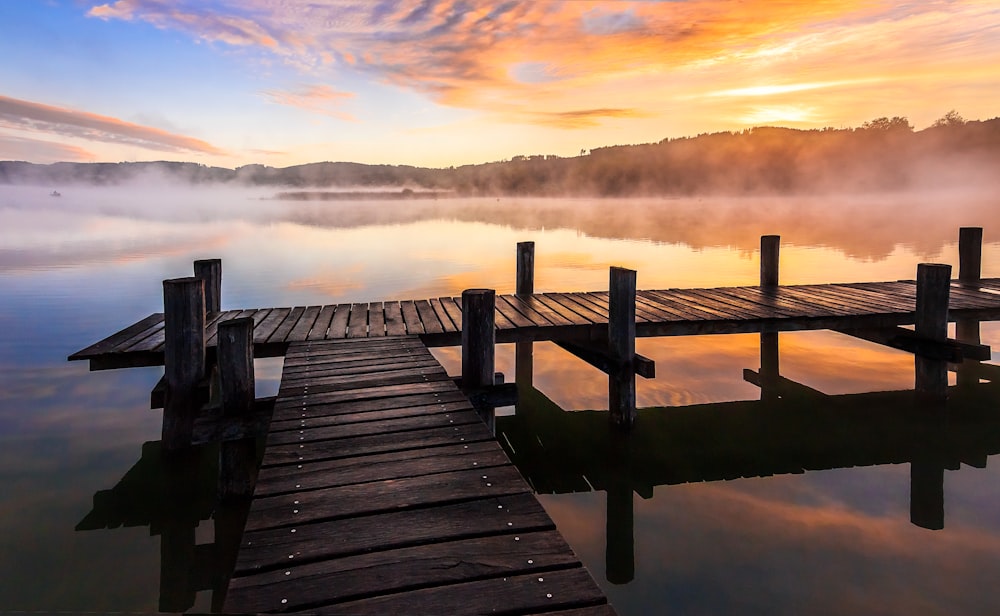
[910,460,944,530]
[193,259,222,314]
[958,227,982,284]
[605,482,635,585]
[609,267,636,428]
[218,317,257,500]
[163,277,206,450]
[760,330,780,402]
[914,264,951,401]
[158,448,200,612]
[761,235,780,289]
[515,342,534,388]
[462,289,496,427]
[516,241,534,296]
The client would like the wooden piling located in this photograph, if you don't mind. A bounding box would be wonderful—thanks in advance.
[910,460,944,530]
[461,289,496,389]
[218,317,257,500]
[958,227,982,285]
[162,277,206,450]
[516,241,535,296]
[609,267,637,427]
[914,263,951,401]
[193,259,222,314]
[760,235,780,288]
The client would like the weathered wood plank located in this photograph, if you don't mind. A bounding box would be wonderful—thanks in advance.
[288,306,322,342]
[68,312,164,360]
[399,300,425,335]
[415,299,445,334]
[383,301,407,337]
[428,298,457,332]
[261,422,494,468]
[367,302,386,337]
[253,440,506,497]
[306,305,337,341]
[326,304,352,339]
[267,407,484,446]
[532,294,594,325]
[245,465,530,531]
[227,531,580,613]
[254,307,292,344]
[437,297,464,331]
[269,306,306,343]
[504,294,573,326]
[270,390,471,424]
[308,567,607,616]
[346,303,369,338]
[231,492,553,575]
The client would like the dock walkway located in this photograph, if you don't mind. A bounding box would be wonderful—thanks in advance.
[223,336,614,615]
[70,278,1000,370]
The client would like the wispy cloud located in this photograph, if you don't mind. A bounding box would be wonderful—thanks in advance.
[522,108,645,129]
[262,84,357,121]
[0,135,96,163]
[0,95,226,155]
[83,0,1000,133]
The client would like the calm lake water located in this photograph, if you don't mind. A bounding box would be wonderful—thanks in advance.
[2,184,1000,614]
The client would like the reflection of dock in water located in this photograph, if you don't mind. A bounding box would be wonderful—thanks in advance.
[499,335,1000,584]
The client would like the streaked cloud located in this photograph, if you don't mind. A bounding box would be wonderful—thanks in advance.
[522,108,645,129]
[262,85,357,121]
[0,95,226,155]
[0,135,96,163]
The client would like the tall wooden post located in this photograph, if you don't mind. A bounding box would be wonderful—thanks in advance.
[193,259,222,314]
[218,317,257,500]
[462,289,496,427]
[914,263,951,401]
[162,277,206,450]
[956,228,983,387]
[958,227,982,285]
[516,241,535,296]
[609,267,637,427]
[760,235,780,289]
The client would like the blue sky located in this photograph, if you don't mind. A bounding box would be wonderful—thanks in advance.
[1,1,998,168]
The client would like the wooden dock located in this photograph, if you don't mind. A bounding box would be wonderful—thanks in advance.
[67,230,1000,613]
[69,278,1000,370]
[223,336,614,615]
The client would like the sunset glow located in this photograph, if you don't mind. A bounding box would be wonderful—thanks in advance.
[0,1,998,167]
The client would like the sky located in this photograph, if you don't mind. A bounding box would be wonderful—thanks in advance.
[0,1,998,169]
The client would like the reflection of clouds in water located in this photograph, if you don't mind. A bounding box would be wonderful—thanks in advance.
[543,469,1000,616]
[529,330,918,413]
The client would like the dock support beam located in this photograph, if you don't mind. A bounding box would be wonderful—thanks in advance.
[914,263,951,401]
[516,241,534,296]
[462,289,496,427]
[609,267,637,428]
[162,277,206,450]
[193,259,222,314]
[218,317,257,500]
[761,235,780,289]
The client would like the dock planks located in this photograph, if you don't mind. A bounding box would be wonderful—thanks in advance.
[223,336,612,615]
[70,278,1000,368]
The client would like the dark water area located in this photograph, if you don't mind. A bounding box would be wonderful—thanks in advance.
[2,185,1000,613]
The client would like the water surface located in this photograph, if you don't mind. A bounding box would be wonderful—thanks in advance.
[1,185,999,613]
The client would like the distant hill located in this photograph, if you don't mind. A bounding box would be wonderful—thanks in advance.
[2,116,998,196]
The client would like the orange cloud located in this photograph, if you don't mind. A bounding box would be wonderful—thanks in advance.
[0,95,226,155]
[84,1,1000,133]
[262,84,357,121]
[0,135,96,163]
